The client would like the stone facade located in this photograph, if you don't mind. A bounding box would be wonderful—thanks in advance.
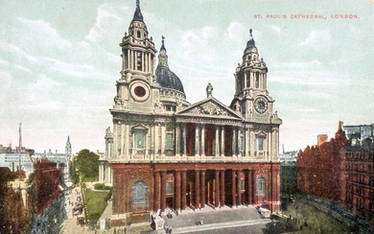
[107,1,282,226]
[99,127,114,186]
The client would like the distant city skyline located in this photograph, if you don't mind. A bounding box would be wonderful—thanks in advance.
[0,0,373,153]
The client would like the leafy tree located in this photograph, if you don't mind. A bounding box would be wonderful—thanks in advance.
[75,149,99,182]
[70,159,78,184]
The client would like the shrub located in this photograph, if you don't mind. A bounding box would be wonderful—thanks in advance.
[94,183,111,190]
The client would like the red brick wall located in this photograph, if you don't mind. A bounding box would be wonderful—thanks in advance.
[297,126,348,201]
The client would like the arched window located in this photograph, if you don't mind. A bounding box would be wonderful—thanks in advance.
[256,177,266,195]
[137,31,141,38]
[132,180,148,211]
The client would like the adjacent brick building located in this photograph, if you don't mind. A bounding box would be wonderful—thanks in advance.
[341,140,374,215]
[297,122,374,216]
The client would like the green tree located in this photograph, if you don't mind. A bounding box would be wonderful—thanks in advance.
[75,149,99,182]
[69,159,78,184]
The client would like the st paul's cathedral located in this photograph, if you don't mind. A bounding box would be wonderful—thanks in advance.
[99,0,282,226]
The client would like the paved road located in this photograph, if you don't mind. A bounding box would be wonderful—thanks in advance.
[62,187,95,234]
[186,223,270,234]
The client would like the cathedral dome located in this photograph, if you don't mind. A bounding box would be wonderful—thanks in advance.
[156,66,185,94]
[155,37,185,94]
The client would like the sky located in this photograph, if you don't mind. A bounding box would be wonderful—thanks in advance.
[0,0,373,154]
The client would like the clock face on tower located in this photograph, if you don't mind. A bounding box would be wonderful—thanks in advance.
[254,96,268,114]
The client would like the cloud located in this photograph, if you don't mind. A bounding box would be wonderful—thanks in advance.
[0,71,12,99]
[85,6,122,43]
[17,17,72,50]
[299,30,331,47]
[0,42,38,64]
[0,57,9,66]
[271,25,281,33]
[14,64,32,73]
[180,26,218,61]
[43,57,112,81]
[226,21,246,41]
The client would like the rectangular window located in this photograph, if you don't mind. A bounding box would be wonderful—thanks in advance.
[239,135,244,154]
[256,137,264,151]
[166,132,174,150]
[256,72,260,88]
[135,132,145,149]
[166,181,173,195]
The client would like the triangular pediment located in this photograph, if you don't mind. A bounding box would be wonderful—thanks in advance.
[176,97,243,120]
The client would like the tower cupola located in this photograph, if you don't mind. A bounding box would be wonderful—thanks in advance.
[155,37,185,95]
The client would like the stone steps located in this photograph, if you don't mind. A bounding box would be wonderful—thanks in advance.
[172,218,271,234]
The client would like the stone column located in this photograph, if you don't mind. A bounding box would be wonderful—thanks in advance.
[176,124,181,157]
[250,132,255,157]
[201,170,206,207]
[146,130,150,159]
[161,170,166,210]
[129,50,132,70]
[155,124,159,157]
[155,171,161,211]
[99,164,102,183]
[182,170,187,209]
[126,124,130,157]
[264,73,267,89]
[161,124,166,157]
[142,52,144,72]
[238,130,242,157]
[201,125,205,156]
[183,124,187,157]
[215,126,220,156]
[146,53,149,73]
[175,170,181,211]
[221,127,225,156]
[232,170,236,206]
[195,170,200,208]
[215,170,220,207]
[150,125,155,159]
[131,50,135,70]
[246,129,250,157]
[113,123,118,158]
[195,126,199,156]
[120,124,124,157]
[220,169,225,206]
[250,72,254,89]
[237,170,242,205]
[244,71,247,88]
[127,49,130,70]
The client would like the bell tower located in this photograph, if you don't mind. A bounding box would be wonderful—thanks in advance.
[113,0,159,112]
[120,0,156,77]
[230,29,280,124]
